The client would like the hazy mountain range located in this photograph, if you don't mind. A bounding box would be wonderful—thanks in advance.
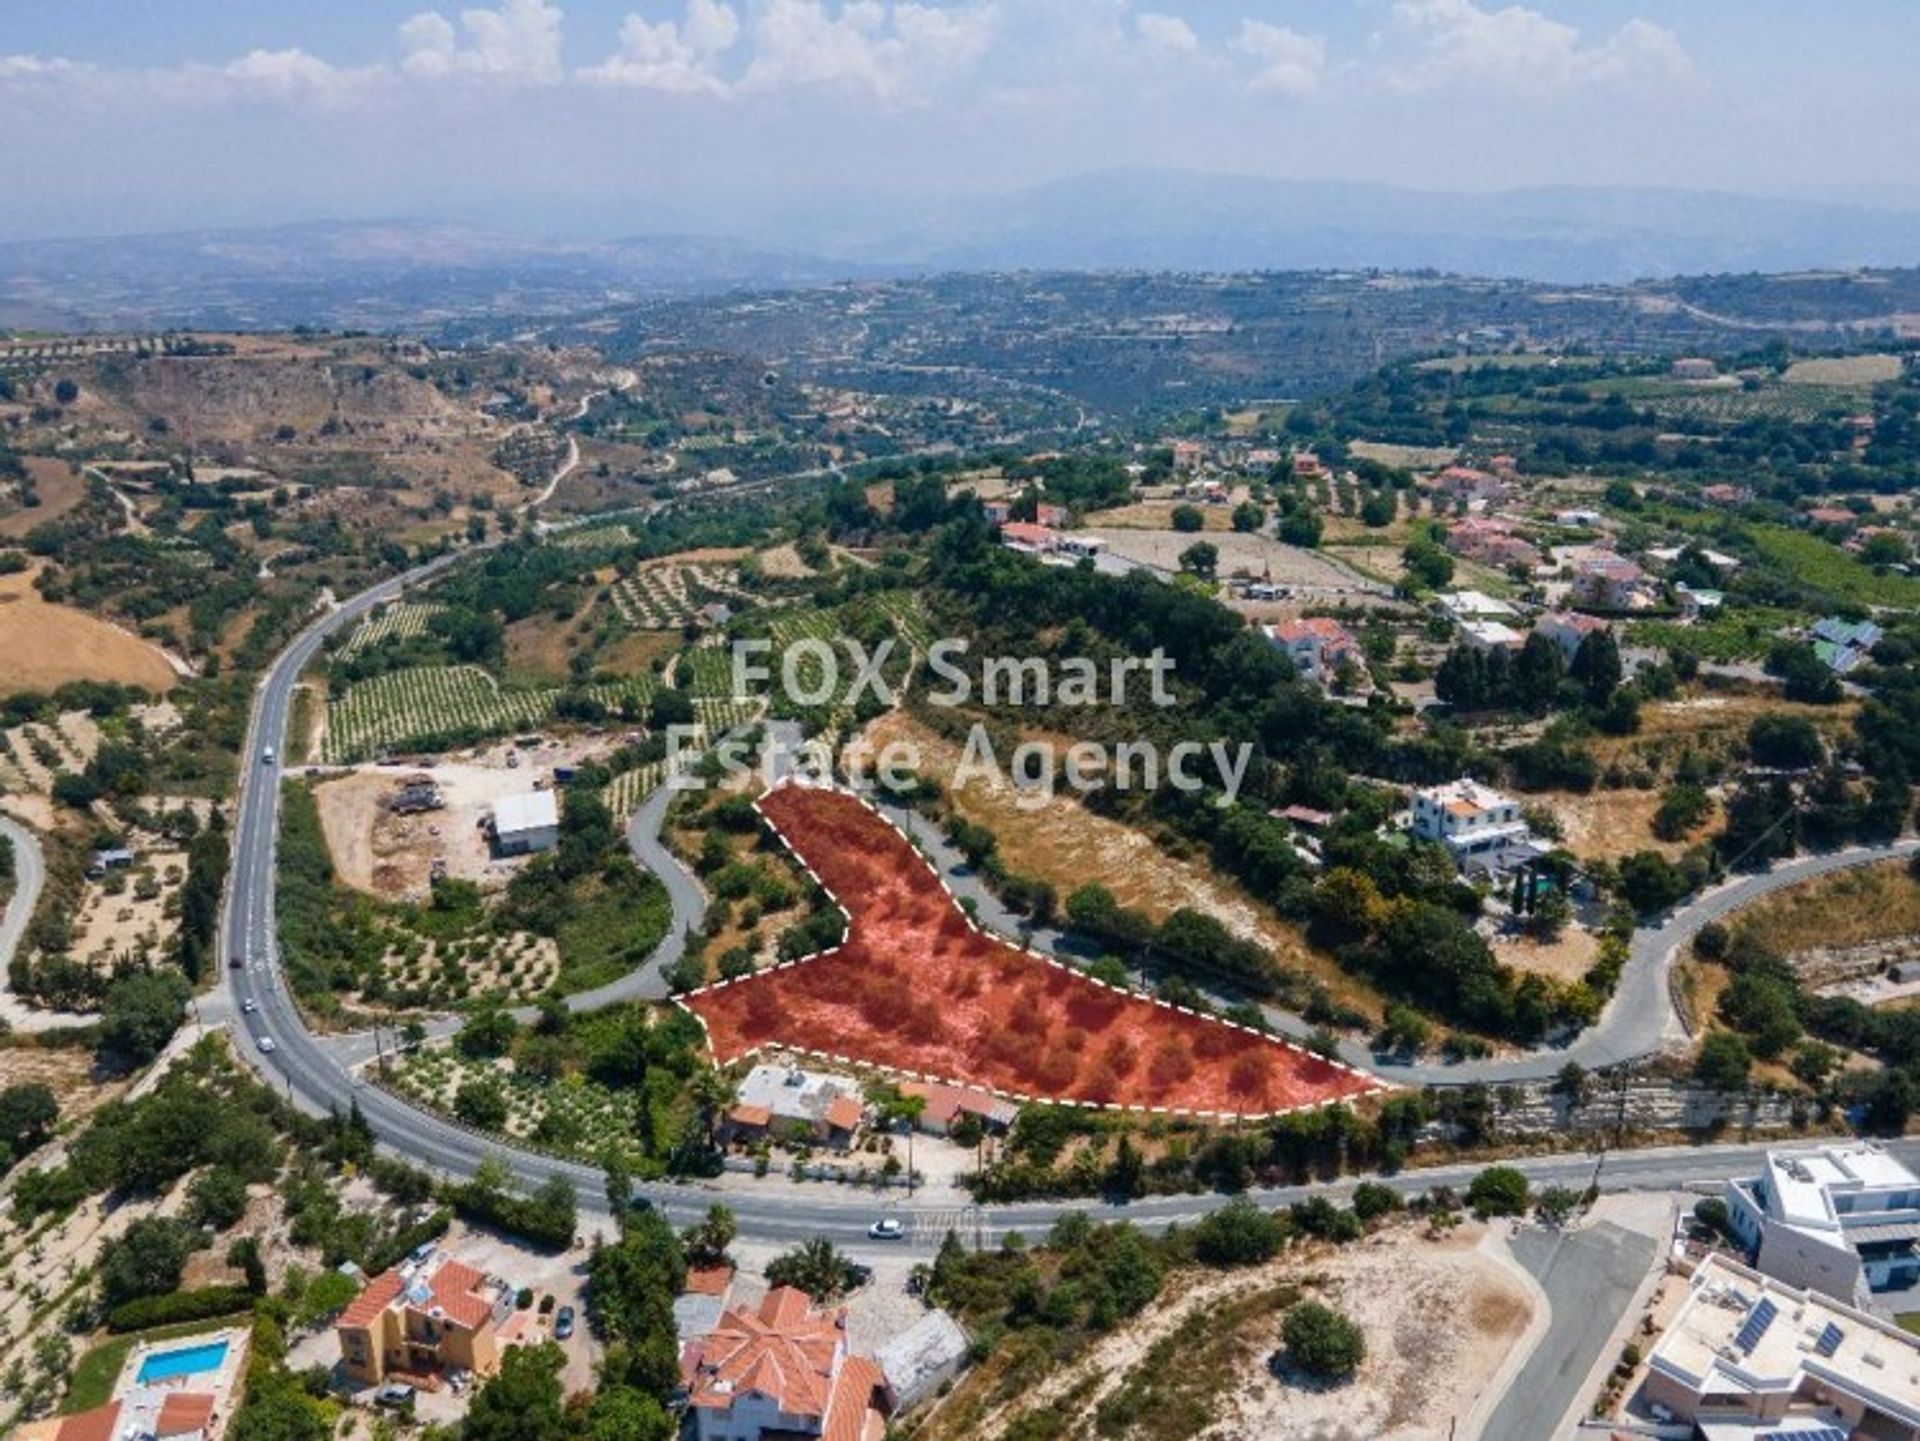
[5,172,1920,332]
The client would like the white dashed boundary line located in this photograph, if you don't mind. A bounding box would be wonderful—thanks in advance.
[672,777,1388,1123]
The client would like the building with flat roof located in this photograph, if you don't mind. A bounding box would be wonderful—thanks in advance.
[1637,1254,1920,1438]
[1725,1143,1920,1304]
[726,1063,866,1148]
[491,790,559,856]
[1410,779,1532,865]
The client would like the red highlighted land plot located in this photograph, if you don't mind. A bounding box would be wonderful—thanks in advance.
[682,782,1381,1119]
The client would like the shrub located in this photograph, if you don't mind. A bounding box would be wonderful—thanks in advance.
[107,1285,254,1333]
[1282,1300,1366,1381]
[1466,1165,1530,1218]
[1191,1197,1285,1266]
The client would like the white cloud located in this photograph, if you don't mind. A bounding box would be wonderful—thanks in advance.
[581,0,741,93]
[737,0,997,105]
[1135,12,1198,54]
[0,54,92,81]
[400,0,565,84]
[218,49,381,102]
[1234,20,1324,96]
[1383,0,1693,96]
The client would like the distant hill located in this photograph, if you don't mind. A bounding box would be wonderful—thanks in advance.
[6,175,1920,334]
[0,220,871,332]
[838,170,1920,284]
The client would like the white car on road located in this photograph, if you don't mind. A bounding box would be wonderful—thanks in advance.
[256,1035,277,1054]
[868,1218,905,1240]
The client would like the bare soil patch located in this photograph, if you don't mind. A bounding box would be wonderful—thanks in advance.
[0,457,88,537]
[930,1221,1533,1441]
[0,568,177,696]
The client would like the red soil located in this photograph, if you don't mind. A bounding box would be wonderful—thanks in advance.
[683,783,1379,1117]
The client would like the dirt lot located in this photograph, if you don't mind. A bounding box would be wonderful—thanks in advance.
[0,456,88,537]
[927,1220,1535,1441]
[1546,787,1709,862]
[1735,858,1920,956]
[1496,924,1599,984]
[0,567,180,696]
[1081,525,1373,596]
[69,850,188,969]
[313,734,623,900]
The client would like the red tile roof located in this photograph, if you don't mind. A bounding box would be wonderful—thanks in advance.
[57,1402,122,1441]
[1000,522,1057,548]
[155,1392,216,1438]
[339,1268,406,1329]
[822,1354,888,1441]
[426,1258,494,1332]
[728,1103,772,1128]
[684,1264,735,1298]
[824,1095,864,1132]
[683,1286,851,1421]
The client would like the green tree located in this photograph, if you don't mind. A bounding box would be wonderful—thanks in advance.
[99,1216,201,1307]
[1178,540,1219,580]
[1170,504,1205,533]
[99,970,189,1065]
[1466,1166,1529,1218]
[684,1203,737,1267]
[1191,1197,1284,1266]
[765,1237,857,1301]
[1231,501,1266,533]
[1281,1301,1366,1381]
[1694,1030,1752,1092]
[464,1342,569,1441]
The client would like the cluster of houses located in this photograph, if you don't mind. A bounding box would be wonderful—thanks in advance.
[1621,1141,1920,1437]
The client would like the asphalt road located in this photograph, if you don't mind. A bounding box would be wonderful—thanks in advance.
[212,519,1920,1250]
[0,813,44,980]
[876,786,1919,1085]
[1480,1221,1660,1441]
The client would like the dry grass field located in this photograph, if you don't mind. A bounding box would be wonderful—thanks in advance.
[1783,353,1903,387]
[0,567,179,695]
[1735,859,1920,957]
[851,711,1384,1016]
[0,457,88,538]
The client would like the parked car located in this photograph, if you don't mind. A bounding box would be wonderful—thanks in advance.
[554,1305,576,1340]
[375,1383,416,1409]
[868,1218,905,1241]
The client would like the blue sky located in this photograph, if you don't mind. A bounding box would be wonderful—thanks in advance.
[1,1,1915,241]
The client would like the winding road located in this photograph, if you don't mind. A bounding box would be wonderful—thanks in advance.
[0,814,44,988]
[206,454,1920,1246]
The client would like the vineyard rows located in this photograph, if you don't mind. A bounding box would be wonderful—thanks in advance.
[601,696,767,818]
[321,665,661,762]
[338,602,445,658]
[608,563,755,628]
[552,523,634,551]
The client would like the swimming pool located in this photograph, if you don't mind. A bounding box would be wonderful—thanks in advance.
[135,1338,230,1385]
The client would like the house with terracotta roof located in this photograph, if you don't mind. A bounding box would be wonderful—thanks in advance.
[15,1401,122,1441]
[1262,617,1364,688]
[898,1079,1019,1137]
[681,1286,891,1441]
[998,521,1058,554]
[727,1063,866,1149]
[1445,516,1540,569]
[1433,464,1509,508]
[1568,554,1653,611]
[336,1252,504,1387]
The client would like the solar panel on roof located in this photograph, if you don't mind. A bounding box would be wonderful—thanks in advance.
[1735,1296,1779,1352]
[1813,1320,1845,1356]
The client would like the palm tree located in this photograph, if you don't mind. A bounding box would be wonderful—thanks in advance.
[766,1237,853,1302]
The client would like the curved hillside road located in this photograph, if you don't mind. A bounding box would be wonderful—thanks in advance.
[220,534,1920,1245]
[872,792,1920,1086]
[0,814,45,981]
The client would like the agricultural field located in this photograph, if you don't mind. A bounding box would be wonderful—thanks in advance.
[684,784,1379,1117]
[601,695,766,818]
[607,562,756,628]
[335,601,445,659]
[551,523,635,551]
[391,1041,654,1161]
[319,664,657,762]
[0,566,180,697]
